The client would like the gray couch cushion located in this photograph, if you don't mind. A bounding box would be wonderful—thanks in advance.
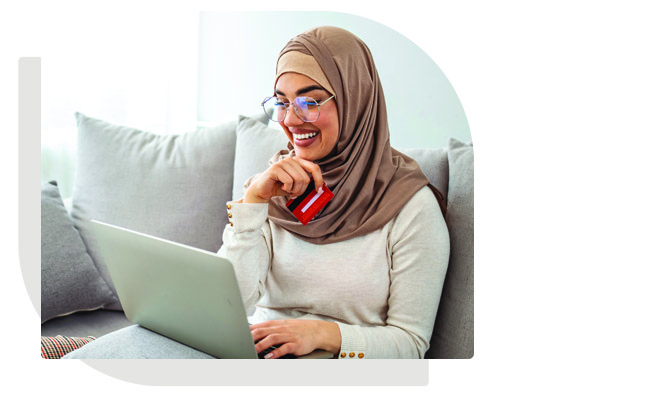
[40,309,132,338]
[70,113,244,309]
[41,181,116,322]
[426,138,474,359]
[62,325,214,359]
[232,116,290,201]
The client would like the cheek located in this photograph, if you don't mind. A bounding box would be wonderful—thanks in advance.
[318,115,339,148]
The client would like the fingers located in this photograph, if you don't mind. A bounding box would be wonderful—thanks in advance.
[250,320,309,359]
[271,167,296,196]
[250,320,338,359]
[254,333,291,358]
[271,157,323,197]
[293,158,325,192]
[251,325,292,359]
[262,343,295,359]
[278,159,311,196]
[245,157,325,203]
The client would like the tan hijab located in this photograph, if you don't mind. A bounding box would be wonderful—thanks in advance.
[263,26,446,244]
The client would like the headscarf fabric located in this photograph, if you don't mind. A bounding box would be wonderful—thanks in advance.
[265,26,446,244]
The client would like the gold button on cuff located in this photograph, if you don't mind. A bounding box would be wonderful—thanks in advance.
[229,221,233,227]
[349,352,355,358]
[358,353,364,359]
[228,213,232,218]
[340,352,346,358]
[227,204,231,210]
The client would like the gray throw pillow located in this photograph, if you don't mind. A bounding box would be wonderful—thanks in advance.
[400,147,449,200]
[41,181,116,322]
[426,138,474,359]
[232,116,291,201]
[70,113,266,310]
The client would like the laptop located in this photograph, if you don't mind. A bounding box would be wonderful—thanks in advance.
[90,220,333,359]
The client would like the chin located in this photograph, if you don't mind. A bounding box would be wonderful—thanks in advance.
[295,151,313,161]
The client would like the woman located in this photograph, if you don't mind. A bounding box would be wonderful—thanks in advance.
[217,26,449,359]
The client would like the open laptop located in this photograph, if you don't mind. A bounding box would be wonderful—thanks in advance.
[90,220,333,359]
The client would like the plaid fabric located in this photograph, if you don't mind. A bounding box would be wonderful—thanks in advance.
[41,335,96,359]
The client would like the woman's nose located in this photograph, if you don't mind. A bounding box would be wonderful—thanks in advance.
[283,104,303,126]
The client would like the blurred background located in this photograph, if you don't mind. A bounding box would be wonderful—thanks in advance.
[41,11,470,199]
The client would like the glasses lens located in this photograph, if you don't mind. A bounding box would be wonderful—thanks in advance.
[262,96,321,122]
[294,97,320,122]
[263,97,285,122]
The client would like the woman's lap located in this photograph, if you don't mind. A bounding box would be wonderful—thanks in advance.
[62,325,215,359]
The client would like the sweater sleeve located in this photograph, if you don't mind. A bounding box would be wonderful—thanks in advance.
[334,188,450,358]
[216,200,273,315]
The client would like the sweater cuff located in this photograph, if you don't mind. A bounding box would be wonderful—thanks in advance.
[335,322,368,360]
[226,200,268,232]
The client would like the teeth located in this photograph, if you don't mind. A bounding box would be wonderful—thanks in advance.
[294,132,318,140]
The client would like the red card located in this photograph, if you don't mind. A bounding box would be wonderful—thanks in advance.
[285,180,334,225]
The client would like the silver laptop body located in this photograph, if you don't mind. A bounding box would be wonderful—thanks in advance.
[90,220,332,359]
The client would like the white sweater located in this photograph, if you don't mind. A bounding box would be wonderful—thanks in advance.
[216,187,450,359]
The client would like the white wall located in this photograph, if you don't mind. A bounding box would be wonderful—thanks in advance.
[197,11,471,150]
[41,10,200,198]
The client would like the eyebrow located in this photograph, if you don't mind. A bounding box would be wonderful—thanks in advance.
[275,85,327,97]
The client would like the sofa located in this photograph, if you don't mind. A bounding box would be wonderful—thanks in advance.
[40,112,474,359]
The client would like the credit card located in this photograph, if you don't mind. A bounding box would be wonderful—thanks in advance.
[285,179,334,225]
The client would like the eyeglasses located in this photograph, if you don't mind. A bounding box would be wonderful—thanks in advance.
[261,95,335,123]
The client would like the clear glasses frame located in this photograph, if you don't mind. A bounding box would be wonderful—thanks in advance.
[261,95,335,123]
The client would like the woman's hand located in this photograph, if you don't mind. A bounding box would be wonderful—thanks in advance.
[250,319,341,359]
[244,157,324,203]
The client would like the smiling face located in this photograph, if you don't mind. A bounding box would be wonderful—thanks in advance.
[275,72,339,162]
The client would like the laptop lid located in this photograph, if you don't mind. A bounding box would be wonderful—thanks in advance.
[90,220,332,359]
